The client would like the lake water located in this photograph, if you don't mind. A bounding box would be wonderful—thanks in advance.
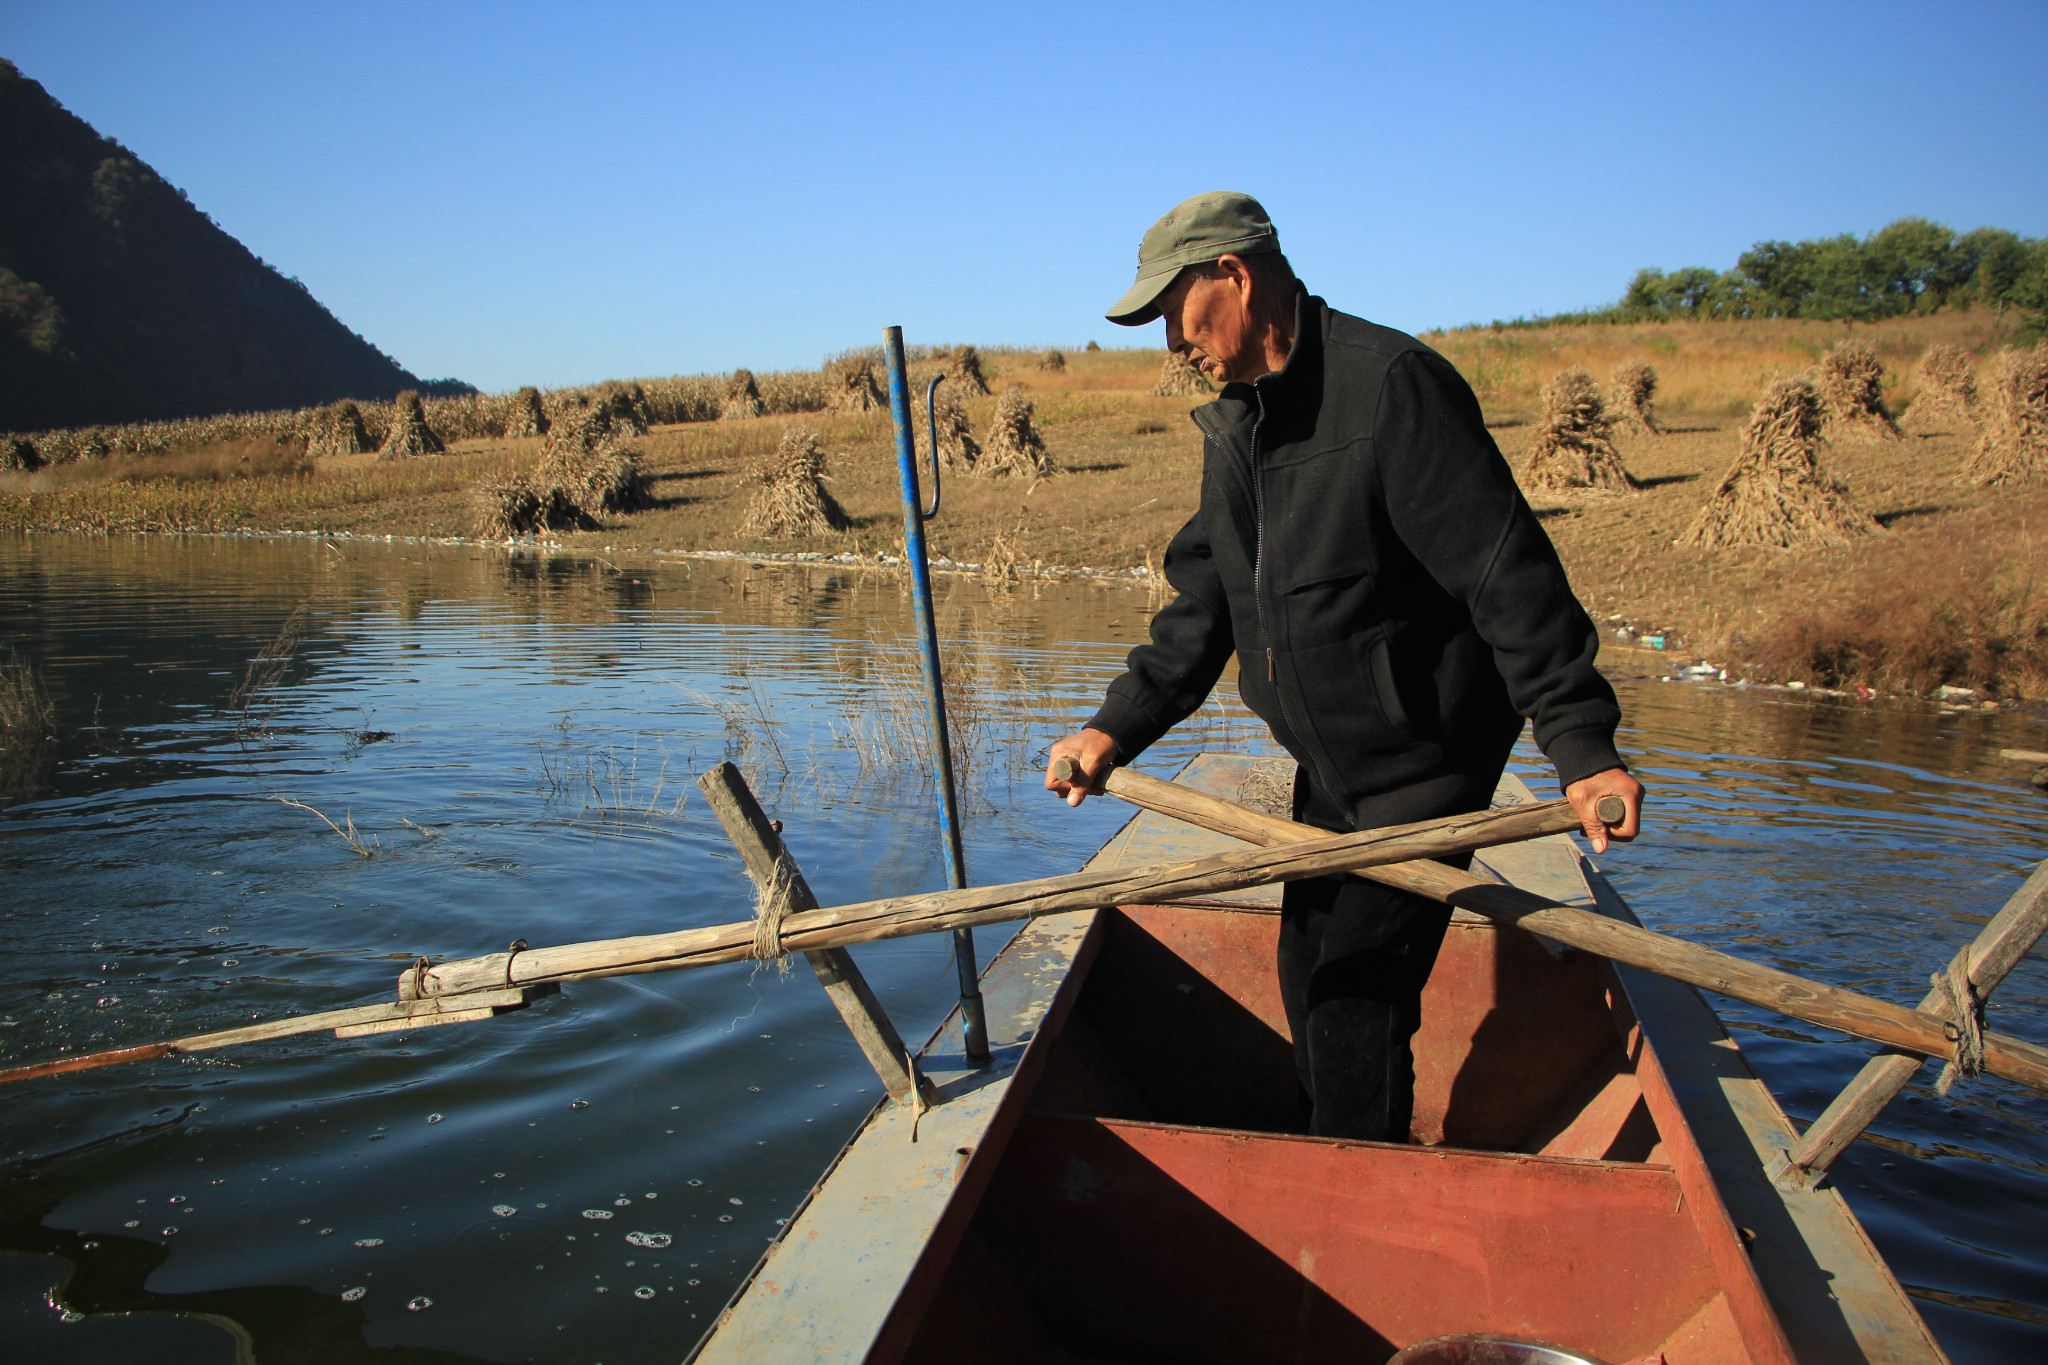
[1,530,2043,1365]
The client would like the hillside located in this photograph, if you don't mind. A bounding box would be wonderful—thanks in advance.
[0,59,421,432]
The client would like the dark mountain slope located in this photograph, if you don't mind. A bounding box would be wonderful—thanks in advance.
[0,59,421,431]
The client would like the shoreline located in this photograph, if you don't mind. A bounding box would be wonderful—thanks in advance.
[9,522,2037,725]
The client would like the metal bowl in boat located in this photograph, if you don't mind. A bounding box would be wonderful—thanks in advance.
[1388,1335,1614,1365]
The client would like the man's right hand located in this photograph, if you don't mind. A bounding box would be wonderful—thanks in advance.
[1046,729,1118,807]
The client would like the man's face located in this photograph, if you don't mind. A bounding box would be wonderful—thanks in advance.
[1157,259,1263,384]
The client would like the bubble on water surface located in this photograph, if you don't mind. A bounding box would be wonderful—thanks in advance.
[319,1228,334,1236]
[169,1195,186,1203]
[643,1192,656,1199]
[613,1198,632,1207]
[341,1287,365,1302]
[582,1209,613,1220]
[426,1113,443,1124]
[123,1220,139,1229]
[687,1179,702,1187]
[407,1296,432,1311]
[634,1286,656,1300]
[492,1205,517,1217]
[60,1309,85,1323]
[569,1099,589,1109]
[355,1238,384,1248]
[728,1198,743,1206]
[160,1227,179,1236]
[718,1215,733,1224]
[625,1232,670,1249]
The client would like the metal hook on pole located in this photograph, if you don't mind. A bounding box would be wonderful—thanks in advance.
[921,373,945,520]
[883,328,990,1066]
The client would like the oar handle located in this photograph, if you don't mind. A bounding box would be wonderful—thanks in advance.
[1051,758,1625,826]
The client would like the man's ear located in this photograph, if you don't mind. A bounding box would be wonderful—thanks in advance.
[1215,254,1257,305]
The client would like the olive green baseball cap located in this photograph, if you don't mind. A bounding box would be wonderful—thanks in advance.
[1105,191,1281,326]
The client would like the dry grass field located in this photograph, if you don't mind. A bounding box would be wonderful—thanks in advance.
[4,314,2044,699]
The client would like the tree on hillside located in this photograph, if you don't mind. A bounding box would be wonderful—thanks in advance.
[1607,219,2045,326]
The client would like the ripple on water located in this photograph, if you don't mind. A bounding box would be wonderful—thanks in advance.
[0,535,2041,1364]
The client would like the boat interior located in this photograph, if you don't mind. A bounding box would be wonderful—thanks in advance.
[894,782,1789,1364]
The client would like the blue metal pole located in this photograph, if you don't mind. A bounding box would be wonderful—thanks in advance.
[883,326,990,1066]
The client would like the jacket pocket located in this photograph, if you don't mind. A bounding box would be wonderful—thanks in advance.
[1368,634,1412,735]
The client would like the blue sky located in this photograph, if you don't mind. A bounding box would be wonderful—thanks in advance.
[5,1,2044,392]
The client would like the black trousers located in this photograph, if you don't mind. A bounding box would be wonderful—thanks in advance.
[1276,775,1473,1143]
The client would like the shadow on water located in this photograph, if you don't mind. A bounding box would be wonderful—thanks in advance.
[0,530,2044,1363]
[0,1108,499,1362]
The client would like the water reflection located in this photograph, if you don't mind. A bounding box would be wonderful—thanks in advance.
[1,530,2045,1363]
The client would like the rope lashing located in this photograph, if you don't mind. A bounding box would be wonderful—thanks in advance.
[751,852,797,970]
[1932,946,1986,1096]
[504,939,529,988]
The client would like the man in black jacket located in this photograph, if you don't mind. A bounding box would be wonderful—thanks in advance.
[1046,191,1644,1143]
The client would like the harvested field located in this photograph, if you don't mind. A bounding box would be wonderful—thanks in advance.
[3,316,2044,697]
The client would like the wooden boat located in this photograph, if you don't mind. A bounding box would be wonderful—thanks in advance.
[691,754,1945,1365]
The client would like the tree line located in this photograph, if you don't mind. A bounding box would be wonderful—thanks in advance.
[1553,218,2046,328]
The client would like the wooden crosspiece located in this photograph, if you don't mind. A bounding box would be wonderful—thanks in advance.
[1778,859,2048,1186]
[696,762,932,1105]
[1068,762,2048,1096]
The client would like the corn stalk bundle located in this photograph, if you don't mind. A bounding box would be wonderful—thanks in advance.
[639,376,723,425]
[949,345,992,397]
[470,478,545,538]
[721,370,766,421]
[377,391,445,460]
[755,370,829,416]
[420,393,506,443]
[1681,377,1882,551]
[979,384,1054,479]
[930,388,981,472]
[1965,344,2048,487]
[503,387,550,439]
[740,426,848,538]
[1037,349,1066,373]
[1523,368,1638,494]
[1607,359,1662,435]
[308,400,372,458]
[1815,341,1902,443]
[597,382,654,435]
[1152,351,1212,397]
[828,359,887,414]
[534,405,654,515]
[1911,343,1978,433]
[3,437,46,472]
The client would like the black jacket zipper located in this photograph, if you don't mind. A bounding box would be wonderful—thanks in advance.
[1247,379,1344,810]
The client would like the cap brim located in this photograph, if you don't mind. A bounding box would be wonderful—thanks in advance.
[1105,266,1180,326]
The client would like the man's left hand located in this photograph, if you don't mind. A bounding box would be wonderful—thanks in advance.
[1566,767,1644,855]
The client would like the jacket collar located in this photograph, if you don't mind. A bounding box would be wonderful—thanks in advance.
[1191,287,1325,447]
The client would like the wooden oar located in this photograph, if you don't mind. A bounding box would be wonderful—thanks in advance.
[1066,761,2048,1095]
[1780,858,2048,1184]
[0,791,1601,1087]
[0,988,538,1085]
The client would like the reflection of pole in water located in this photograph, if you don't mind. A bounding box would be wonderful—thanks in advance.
[883,325,990,1066]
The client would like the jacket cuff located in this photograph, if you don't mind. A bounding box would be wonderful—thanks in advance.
[1084,693,1159,763]
[1543,726,1626,791]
